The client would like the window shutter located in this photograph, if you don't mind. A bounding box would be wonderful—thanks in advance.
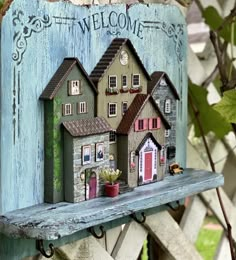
[157,117,161,129]
[149,118,152,130]
[144,119,148,130]
[135,120,139,131]
[62,104,66,116]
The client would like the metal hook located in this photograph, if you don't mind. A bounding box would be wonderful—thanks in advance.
[131,212,146,224]
[88,225,105,239]
[166,200,181,211]
[36,240,54,258]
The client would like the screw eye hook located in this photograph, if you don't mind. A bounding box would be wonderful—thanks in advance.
[88,225,105,239]
[36,240,54,258]
[131,212,146,224]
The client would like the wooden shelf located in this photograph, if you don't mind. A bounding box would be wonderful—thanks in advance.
[0,168,223,241]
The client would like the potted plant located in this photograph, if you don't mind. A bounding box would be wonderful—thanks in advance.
[99,168,122,197]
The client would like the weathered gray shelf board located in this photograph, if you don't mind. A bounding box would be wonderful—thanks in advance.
[0,168,223,241]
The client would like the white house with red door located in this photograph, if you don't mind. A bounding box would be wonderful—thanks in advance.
[116,94,170,187]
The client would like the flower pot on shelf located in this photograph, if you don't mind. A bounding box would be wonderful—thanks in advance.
[99,168,122,197]
[105,182,119,197]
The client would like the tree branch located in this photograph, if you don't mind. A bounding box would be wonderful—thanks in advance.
[189,93,236,260]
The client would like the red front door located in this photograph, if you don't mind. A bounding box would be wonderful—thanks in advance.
[144,152,152,181]
[89,173,97,199]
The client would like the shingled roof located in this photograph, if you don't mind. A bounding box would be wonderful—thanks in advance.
[63,117,112,137]
[147,71,180,100]
[116,94,170,135]
[40,58,97,100]
[90,38,151,86]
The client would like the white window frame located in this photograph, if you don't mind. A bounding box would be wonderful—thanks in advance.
[79,101,87,114]
[122,75,127,89]
[109,75,117,89]
[165,129,170,137]
[122,101,128,115]
[108,103,117,117]
[109,131,116,143]
[68,80,81,95]
[63,103,72,116]
[160,78,167,86]
[132,74,140,87]
[164,99,171,113]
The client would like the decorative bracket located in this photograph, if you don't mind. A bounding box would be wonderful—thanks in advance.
[36,240,54,258]
[88,225,105,239]
[130,212,146,224]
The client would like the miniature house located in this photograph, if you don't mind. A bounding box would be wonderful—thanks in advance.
[116,94,170,187]
[148,72,180,166]
[63,117,111,203]
[40,40,181,203]
[40,57,102,203]
[90,38,151,167]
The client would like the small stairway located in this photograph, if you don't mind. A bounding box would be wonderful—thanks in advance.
[119,181,134,194]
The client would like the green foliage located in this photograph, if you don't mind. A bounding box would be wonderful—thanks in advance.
[99,168,122,185]
[214,89,236,123]
[195,216,222,260]
[203,7,236,45]
[189,83,231,138]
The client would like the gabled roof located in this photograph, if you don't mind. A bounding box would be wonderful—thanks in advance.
[90,38,151,86]
[116,94,170,135]
[147,71,180,100]
[40,57,97,100]
[136,132,162,153]
[63,117,112,137]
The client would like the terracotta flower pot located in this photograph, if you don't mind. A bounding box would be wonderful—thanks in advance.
[105,182,119,197]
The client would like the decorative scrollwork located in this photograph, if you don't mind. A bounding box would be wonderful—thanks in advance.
[107,30,121,36]
[12,11,52,65]
[131,212,146,224]
[142,20,184,62]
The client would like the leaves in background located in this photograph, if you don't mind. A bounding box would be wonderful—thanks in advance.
[188,83,231,138]
[203,6,236,45]
[214,89,236,123]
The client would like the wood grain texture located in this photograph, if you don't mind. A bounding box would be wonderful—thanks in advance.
[111,221,147,260]
[0,1,187,214]
[143,211,203,260]
[200,187,236,243]
[179,196,207,243]
[0,169,223,240]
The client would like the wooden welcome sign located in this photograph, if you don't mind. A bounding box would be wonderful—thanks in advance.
[0,1,223,259]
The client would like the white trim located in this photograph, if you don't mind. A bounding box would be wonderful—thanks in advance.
[122,101,128,115]
[122,75,128,88]
[132,74,140,87]
[79,101,87,114]
[68,80,81,95]
[108,103,117,117]
[108,75,117,89]
[63,103,72,116]
[164,99,171,113]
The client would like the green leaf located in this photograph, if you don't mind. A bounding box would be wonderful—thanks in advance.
[203,6,236,45]
[214,89,236,123]
[189,83,231,138]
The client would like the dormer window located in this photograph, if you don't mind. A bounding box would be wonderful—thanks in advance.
[68,80,81,95]
[164,99,171,113]
[109,75,117,89]
[132,74,140,87]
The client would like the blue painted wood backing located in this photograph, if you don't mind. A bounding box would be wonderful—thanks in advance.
[0,1,187,214]
[0,169,224,241]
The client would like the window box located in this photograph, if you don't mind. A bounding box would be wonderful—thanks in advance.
[129,86,142,93]
[106,88,119,95]
[120,88,129,93]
